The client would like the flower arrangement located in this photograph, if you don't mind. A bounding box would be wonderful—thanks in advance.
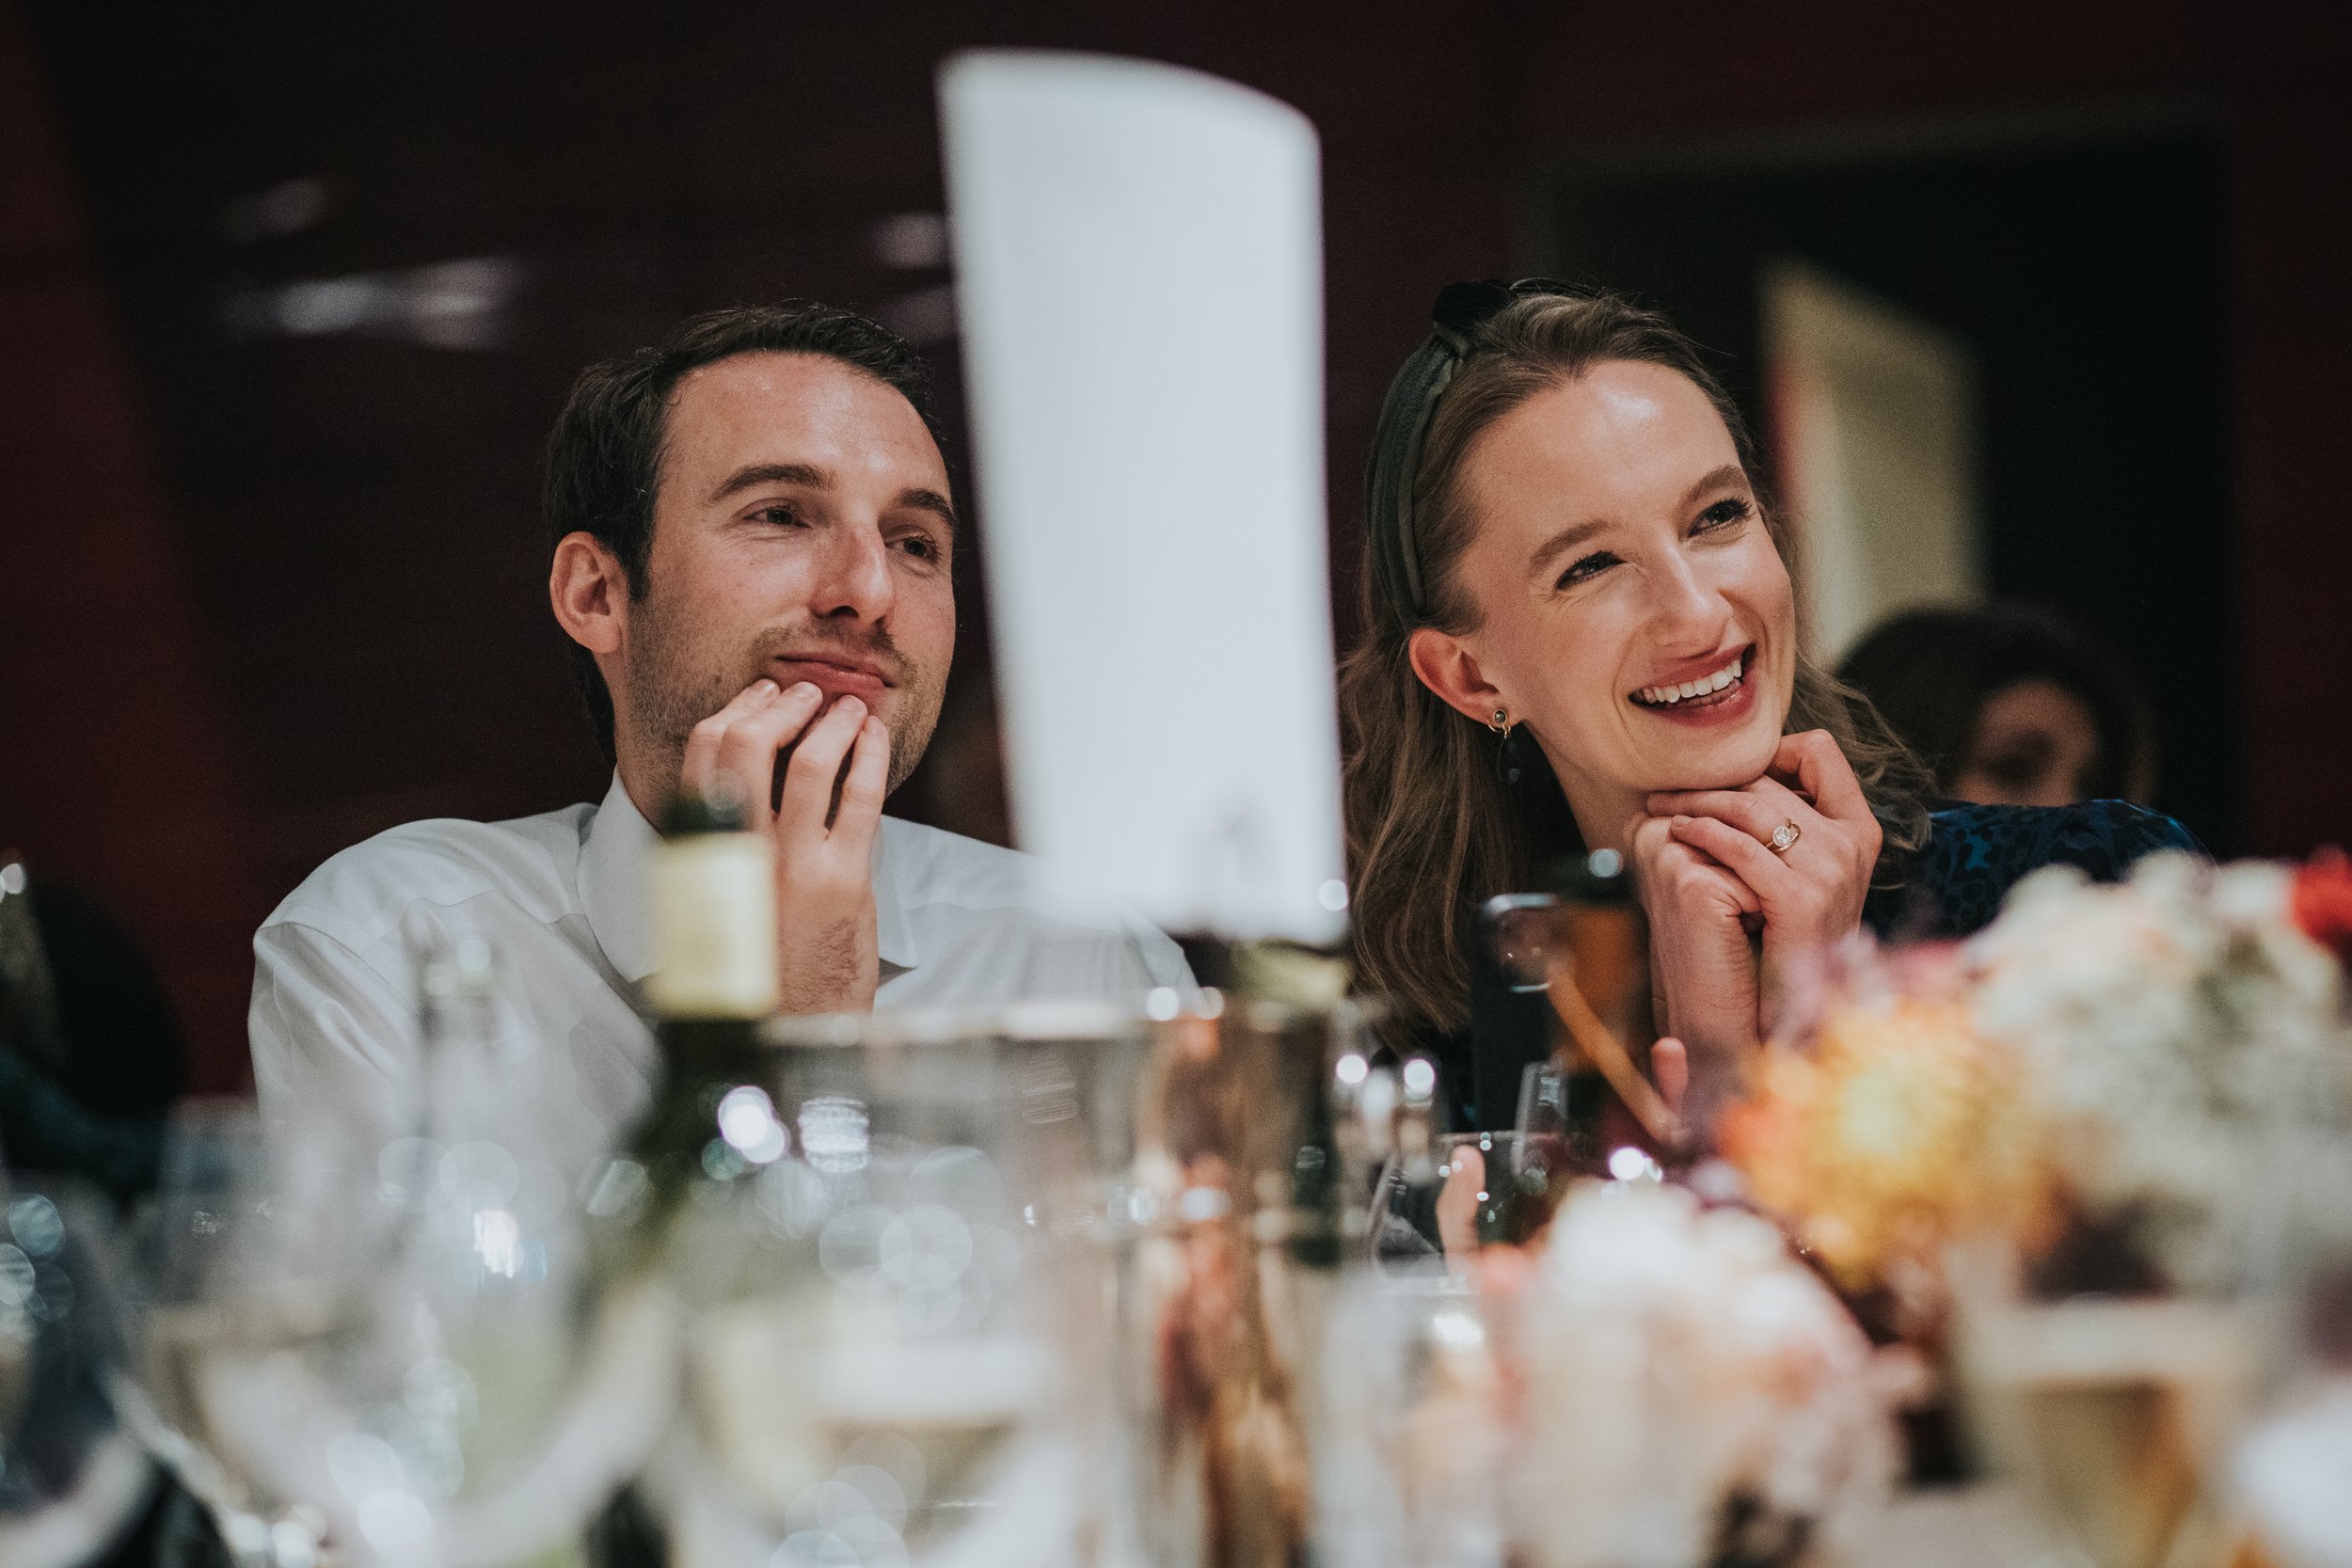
[1719,978,2053,1303]
[2291,847,2352,969]
[1963,851,2348,1289]
[1724,848,2352,1307]
[1504,1181,1902,1568]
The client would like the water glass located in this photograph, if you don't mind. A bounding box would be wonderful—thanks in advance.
[652,1003,1149,1568]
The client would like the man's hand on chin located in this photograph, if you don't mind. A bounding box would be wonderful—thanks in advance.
[680,678,889,1015]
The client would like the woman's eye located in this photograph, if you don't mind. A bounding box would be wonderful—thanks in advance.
[1693,497,1751,533]
[1555,551,1621,590]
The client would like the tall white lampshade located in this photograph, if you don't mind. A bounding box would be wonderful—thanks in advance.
[939,50,1344,942]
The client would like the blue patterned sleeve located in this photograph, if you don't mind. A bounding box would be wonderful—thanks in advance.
[1863,800,2206,942]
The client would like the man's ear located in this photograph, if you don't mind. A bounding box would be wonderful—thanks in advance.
[550,532,628,657]
[1406,626,1505,724]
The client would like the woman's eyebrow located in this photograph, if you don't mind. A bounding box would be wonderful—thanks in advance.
[1525,463,1751,579]
[1679,463,1748,509]
[1528,517,1609,578]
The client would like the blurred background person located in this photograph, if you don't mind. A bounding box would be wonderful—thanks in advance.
[0,854,187,1200]
[1838,601,2157,809]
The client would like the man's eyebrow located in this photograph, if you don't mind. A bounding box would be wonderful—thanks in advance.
[894,486,960,533]
[706,461,829,507]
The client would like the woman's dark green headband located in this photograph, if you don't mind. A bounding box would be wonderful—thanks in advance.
[1364,277,1606,633]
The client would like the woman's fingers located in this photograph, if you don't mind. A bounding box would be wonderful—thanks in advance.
[1650,1036,1689,1116]
[1637,823,1765,915]
[1633,822,1767,1063]
[1434,1145,1485,1261]
[1772,729,1871,822]
[776,696,869,840]
[1668,812,1795,898]
[1626,811,1675,861]
[1645,778,1816,847]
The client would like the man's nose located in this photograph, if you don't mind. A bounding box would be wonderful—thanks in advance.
[812,521,895,623]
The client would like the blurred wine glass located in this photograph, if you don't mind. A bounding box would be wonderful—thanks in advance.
[0,1174,158,1568]
[122,938,676,1568]
[114,1097,324,1567]
[1370,1063,1607,1271]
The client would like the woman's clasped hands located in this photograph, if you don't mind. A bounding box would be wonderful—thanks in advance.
[1626,729,1883,1103]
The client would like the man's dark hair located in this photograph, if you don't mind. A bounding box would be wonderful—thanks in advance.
[544,302,938,764]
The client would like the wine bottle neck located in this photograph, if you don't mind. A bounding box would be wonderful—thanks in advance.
[655,1016,766,1082]
[644,829,779,1019]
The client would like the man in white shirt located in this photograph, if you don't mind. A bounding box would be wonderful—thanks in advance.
[250,304,1187,1164]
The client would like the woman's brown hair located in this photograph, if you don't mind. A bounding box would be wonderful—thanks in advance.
[1339,288,1932,1035]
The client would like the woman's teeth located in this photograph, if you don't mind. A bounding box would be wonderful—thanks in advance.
[1635,654,1743,707]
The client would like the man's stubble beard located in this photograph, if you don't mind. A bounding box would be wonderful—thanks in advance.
[622,586,946,808]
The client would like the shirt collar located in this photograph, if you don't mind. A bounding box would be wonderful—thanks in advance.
[874,817,918,974]
[578,773,657,983]
[578,772,921,983]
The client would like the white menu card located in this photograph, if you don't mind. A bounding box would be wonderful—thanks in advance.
[939,51,1345,942]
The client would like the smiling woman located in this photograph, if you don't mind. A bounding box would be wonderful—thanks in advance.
[1339,284,2196,1112]
[1343,287,1928,1041]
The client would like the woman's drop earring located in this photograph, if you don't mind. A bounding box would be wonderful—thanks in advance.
[1487,707,1526,788]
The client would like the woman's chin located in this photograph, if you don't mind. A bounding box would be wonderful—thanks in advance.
[1638,728,1784,794]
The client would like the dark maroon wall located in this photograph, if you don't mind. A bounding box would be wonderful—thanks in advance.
[0,4,272,1090]
[9,0,2349,1092]
[2225,18,2352,857]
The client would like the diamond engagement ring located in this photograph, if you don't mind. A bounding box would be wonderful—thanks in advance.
[1768,821,1802,854]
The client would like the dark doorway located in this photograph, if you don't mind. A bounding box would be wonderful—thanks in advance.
[1540,123,2237,852]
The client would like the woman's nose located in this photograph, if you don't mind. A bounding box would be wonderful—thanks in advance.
[1646,551,1731,646]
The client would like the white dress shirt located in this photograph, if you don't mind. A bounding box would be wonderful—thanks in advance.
[249,775,1188,1171]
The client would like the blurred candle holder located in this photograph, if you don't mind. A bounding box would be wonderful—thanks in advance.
[1949,1237,2271,1568]
[1314,1272,1502,1568]
[1117,987,1399,1568]
[2233,1135,2352,1568]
